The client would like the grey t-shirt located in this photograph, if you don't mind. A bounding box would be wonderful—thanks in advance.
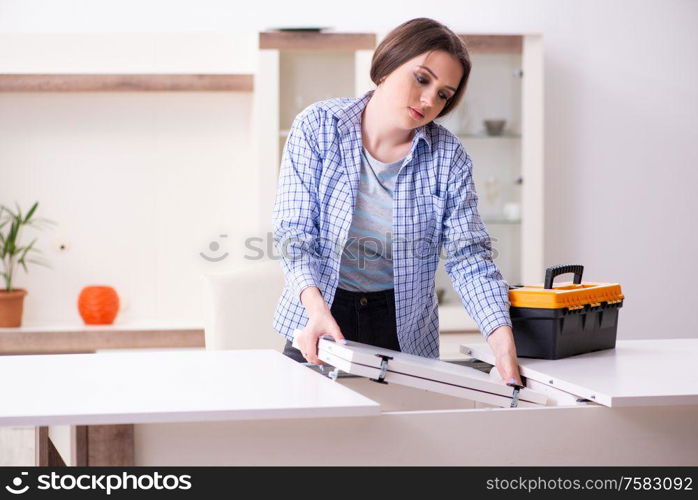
[337,147,405,292]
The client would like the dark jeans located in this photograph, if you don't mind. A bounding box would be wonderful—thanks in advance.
[282,287,400,363]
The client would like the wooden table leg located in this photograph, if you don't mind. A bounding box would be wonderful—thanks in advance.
[84,424,134,466]
[37,424,133,466]
[34,426,48,466]
[35,426,67,466]
[72,425,88,466]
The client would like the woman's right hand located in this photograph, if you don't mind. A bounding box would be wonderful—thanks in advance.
[297,310,345,364]
[297,287,346,364]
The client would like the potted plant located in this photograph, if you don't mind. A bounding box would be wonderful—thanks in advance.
[0,202,56,327]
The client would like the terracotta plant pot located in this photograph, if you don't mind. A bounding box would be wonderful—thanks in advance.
[78,286,120,325]
[0,288,28,327]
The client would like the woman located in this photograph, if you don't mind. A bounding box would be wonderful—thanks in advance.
[272,18,522,386]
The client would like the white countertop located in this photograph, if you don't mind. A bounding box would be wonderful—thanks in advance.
[0,349,380,426]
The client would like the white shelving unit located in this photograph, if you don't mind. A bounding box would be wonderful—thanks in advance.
[255,31,376,235]
[436,34,544,331]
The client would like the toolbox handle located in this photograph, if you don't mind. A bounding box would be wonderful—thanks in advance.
[544,264,584,289]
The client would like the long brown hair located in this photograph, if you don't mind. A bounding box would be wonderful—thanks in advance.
[370,18,471,118]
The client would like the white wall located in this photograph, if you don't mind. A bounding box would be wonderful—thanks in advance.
[0,91,257,325]
[1,0,696,337]
[0,31,260,325]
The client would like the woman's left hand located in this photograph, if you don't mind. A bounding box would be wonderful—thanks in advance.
[486,326,523,386]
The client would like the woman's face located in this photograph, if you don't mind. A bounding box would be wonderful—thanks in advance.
[378,50,463,130]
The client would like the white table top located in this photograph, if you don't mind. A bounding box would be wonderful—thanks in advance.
[462,339,698,407]
[0,349,380,426]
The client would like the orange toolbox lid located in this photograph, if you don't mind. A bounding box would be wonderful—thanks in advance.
[509,264,624,310]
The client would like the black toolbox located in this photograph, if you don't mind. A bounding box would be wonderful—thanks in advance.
[509,265,625,360]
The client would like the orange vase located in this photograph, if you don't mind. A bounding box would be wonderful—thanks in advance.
[78,286,120,325]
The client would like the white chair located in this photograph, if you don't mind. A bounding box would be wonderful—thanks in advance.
[202,259,286,351]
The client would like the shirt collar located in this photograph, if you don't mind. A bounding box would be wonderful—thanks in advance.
[337,89,433,154]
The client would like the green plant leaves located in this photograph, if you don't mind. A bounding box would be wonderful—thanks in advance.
[0,201,56,290]
[24,201,38,224]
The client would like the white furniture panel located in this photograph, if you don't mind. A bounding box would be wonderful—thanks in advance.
[463,338,698,407]
[135,402,698,466]
[295,334,547,408]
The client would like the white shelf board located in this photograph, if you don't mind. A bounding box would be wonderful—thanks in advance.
[0,320,203,334]
[483,218,522,225]
[458,132,521,139]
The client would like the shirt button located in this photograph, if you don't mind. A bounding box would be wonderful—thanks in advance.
[359,297,368,306]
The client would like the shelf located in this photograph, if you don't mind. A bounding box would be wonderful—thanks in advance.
[0,320,203,333]
[0,321,205,354]
[482,218,522,225]
[458,132,521,139]
[259,31,376,51]
[0,74,254,92]
[458,35,523,54]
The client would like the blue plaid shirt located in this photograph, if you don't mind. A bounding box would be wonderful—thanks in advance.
[272,89,512,358]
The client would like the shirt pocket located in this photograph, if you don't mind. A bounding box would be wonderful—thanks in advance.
[411,194,446,258]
